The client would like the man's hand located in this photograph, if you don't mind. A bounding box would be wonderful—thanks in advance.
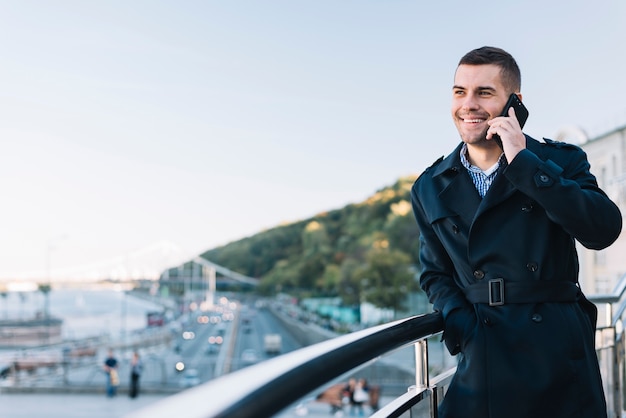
[487,106,526,161]
[443,306,477,355]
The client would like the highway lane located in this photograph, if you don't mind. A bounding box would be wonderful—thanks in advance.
[230,301,304,372]
[170,307,236,386]
[165,295,306,386]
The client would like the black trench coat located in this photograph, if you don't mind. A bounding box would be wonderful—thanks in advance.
[411,136,622,418]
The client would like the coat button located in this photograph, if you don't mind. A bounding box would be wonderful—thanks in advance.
[531,313,543,323]
[521,202,534,212]
[473,270,485,280]
[483,317,492,326]
[534,172,554,187]
[526,262,538,272]
[452,224,459,234]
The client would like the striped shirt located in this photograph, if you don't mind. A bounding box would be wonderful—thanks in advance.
[460,144,506,198]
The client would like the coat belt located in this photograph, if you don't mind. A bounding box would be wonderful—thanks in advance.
[463,279,581,306]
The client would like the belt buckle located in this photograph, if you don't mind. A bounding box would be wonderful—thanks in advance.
[489,278,504,306]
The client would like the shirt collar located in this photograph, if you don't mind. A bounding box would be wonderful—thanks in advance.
[459,143,506,174]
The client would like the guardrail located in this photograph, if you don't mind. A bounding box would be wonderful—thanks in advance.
[127,274,626,418]
[127,312,445,418]
[588,273,626,418]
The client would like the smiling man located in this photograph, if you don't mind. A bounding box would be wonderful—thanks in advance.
[411,46,622,418]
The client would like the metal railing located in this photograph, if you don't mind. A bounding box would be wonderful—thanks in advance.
[127,274,626,418]
[127,312,445,418]
[588,274,626,418]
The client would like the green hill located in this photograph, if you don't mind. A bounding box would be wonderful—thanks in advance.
[197,175,422,313]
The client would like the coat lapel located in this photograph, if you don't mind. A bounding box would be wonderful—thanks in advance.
[433,144,482,226]
[476,136,538,218]
[475,163,516,218]
[432,137,541,225]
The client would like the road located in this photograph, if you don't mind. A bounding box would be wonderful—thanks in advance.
[230,302,302,372]
[0,294,310,417]
[0,293,448,417]
[164,295,306,387]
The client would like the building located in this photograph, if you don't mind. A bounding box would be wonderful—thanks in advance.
[0,317,63,347]
[568,125,626,294]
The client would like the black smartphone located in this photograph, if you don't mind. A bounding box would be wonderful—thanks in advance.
[492,93,529,148]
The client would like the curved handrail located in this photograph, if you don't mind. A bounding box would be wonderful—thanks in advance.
[126,312,444,418]
[125,274,626,418]
[588,273,626,326]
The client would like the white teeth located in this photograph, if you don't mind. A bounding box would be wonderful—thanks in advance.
[464,119,484,123]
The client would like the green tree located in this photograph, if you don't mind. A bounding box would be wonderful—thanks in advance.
[383,200,420,265]
[0,290,7,319]
[317,264,341,295]
[169,175,422,304]
[38,283,52,318]
[358,246,418,316]
[337,258,363,306]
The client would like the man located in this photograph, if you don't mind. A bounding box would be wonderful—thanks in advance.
[411,46,622,418]
[129,351,143,398]
[103,348,119,397]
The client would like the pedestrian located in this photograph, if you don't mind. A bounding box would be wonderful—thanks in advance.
[342,378,356,414]
[129,351,143,399]
[351,378,369,416]
[103,348,119,397]
[411,46,622,418]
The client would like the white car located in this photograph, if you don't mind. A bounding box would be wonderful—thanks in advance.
[241,349,259,366]
[180,369,201,388]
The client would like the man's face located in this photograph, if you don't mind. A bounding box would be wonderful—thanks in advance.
[451,64,510,145]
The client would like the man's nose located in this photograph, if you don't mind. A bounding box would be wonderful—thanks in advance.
[461,94,479,110]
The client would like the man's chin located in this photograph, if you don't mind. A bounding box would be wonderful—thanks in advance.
[461,134,489,145]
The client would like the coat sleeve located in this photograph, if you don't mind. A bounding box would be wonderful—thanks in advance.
[411,184,468,316]
[504,145,622,250]
[411,182,475,354]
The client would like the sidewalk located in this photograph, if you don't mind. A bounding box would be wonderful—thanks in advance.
[0,392,395,418]
[0,393,168,418]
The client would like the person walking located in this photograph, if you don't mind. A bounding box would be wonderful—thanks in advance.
[129,351,143,399]
[411,46,622,418]
[103,348,119,398]
[351,378,369,416]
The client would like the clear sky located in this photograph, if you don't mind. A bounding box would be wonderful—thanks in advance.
[2,1,626,280]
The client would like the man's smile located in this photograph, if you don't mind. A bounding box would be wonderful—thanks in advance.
[462,118,486,124]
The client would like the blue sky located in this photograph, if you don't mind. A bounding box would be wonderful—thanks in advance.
[1,1,625,280]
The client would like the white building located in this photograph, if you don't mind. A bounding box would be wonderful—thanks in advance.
[571,125,626,295]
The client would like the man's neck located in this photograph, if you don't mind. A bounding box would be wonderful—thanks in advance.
[466,143,502,171]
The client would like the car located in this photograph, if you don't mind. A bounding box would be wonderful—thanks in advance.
[241,349,260,366]
[206,335,223,354]
[180,368,201,388]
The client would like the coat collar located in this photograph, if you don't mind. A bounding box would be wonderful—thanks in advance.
[431,135,538,223]
[432,142,481,225]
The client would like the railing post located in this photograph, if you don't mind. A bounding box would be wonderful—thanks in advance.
[414,338,429,390]
[615,329,624,418]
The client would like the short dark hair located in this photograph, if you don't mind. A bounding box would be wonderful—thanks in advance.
[458,46,521,93]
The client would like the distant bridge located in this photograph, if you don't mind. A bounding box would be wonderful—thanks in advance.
[191,257,258,286]
[158,257,258,291]
[0,241,257,290]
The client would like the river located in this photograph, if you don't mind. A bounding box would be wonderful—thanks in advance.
[0,286,168,340]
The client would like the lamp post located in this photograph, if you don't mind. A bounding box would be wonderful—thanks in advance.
[204,266,216,311]
[45,234,68,290]
[42,234,67,344]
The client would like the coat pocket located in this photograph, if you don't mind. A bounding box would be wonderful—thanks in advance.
[443,306,477,355]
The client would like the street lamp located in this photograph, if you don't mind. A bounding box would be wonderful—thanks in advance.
[43,234,67,318]
[46,234,68,279]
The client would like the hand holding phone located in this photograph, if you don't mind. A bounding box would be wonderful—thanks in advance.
[492,93,529,149]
